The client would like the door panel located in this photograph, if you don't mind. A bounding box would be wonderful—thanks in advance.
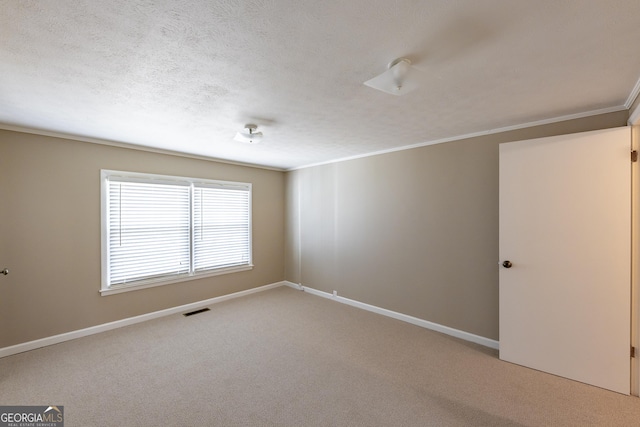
[499,127,631,394]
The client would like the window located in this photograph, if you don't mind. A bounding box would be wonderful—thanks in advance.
[101,170,252,295]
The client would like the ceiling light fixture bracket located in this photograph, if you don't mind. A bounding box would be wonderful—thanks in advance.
[364,57,419,96]
[234,124,263,144]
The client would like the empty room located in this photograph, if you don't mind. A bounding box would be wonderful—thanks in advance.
[1,1,640,426]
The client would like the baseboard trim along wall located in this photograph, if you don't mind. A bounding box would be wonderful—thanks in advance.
[0,281,286,358]
[1,280,499,358]
[284,281,499,350]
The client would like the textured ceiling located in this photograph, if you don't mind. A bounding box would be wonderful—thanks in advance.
[1,0,640,170]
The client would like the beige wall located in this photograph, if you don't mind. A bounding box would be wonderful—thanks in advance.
[0,110,630,349]
[0,130,285,348]
[285,111,629,341]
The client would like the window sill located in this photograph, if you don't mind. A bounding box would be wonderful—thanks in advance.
[100,264,253,296]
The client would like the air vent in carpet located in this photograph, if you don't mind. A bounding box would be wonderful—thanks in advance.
[182,308,210,317]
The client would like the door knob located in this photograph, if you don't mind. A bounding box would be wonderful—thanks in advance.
[1,268,8,275]
[502,261,513,269]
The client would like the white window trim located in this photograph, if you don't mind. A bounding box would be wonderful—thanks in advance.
[100,170,253,296]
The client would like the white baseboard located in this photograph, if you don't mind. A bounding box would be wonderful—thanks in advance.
[2,280,499,359]
[284,281,499,350]
[0,281,287,358]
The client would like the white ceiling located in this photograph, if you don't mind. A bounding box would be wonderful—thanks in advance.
[1,1,640,170]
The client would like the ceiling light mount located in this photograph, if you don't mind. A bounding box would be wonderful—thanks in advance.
[364,57,419,96]
[234,124,263,144]
[388,57,411,69]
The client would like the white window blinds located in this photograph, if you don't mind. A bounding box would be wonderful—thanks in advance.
[193,186,251,272]
[107,179,191,285]
[101,171,252,294]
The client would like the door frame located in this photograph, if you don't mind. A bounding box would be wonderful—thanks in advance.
[630,122,639,397]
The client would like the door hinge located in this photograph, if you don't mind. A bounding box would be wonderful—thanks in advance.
[632,151,638,162]
[632,346,636,358]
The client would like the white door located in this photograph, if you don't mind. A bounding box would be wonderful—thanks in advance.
[499,127,631,394]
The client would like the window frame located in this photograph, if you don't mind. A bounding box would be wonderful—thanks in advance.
[100,170,252,296]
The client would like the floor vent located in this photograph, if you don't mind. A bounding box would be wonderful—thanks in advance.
[182,308,210,317]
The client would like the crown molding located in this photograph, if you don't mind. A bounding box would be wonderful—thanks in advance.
[625,75,640,125]
[625,75,640,109]
[0,103,630,173]
[288,105,627,171]
[0,123,285,172]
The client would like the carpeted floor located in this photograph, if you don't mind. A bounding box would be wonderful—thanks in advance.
[1,286,639,426]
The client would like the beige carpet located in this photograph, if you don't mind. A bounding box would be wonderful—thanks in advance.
[1,286,639,426]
